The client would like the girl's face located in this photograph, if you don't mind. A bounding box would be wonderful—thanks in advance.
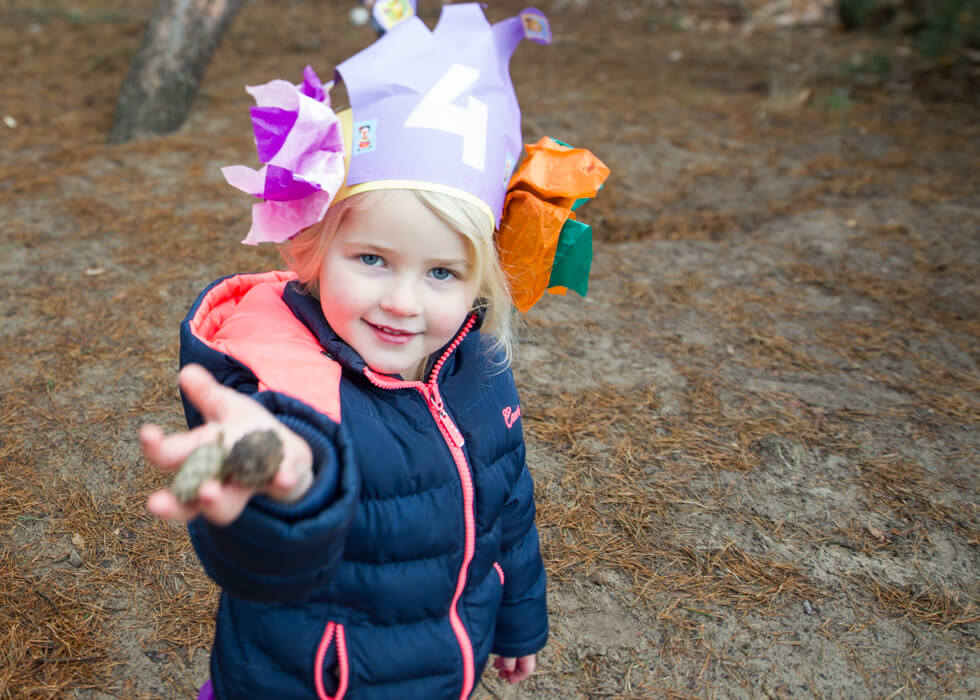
[317,191,478,381]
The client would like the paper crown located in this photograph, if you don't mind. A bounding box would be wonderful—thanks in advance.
[222,3,552,244]
[333,3,552,225]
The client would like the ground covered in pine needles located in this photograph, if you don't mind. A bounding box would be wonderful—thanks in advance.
[1,1,977,698]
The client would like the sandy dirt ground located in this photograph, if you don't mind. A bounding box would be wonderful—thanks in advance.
[0,1,977,698]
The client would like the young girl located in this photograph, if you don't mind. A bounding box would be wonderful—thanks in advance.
[140,5,606,699]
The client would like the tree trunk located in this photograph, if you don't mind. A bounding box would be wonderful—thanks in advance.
[109,0,247,143]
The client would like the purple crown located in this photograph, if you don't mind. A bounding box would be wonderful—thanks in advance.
[334,4,551,225]
[223,4,551,243]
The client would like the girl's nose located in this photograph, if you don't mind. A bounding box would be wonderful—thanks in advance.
[380,277,421,316]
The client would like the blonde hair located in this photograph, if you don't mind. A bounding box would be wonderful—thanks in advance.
[278,189,516,364]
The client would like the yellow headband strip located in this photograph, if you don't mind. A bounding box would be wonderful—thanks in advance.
[332,109,496,229]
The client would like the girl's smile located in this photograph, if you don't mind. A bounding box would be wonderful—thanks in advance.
[366,321,419,345]
[317,191,478,381]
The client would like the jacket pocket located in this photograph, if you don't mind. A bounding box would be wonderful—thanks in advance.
[314,621,349,700]
[493,561,505,586]
[494,561,505,586]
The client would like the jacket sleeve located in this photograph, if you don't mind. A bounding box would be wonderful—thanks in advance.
[186,390,360,604]
[179,316,360,604]
[491,391,549,657]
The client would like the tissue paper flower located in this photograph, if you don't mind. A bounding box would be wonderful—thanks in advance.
[222,66,346,245]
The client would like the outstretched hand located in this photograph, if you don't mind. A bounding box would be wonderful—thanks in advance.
[141,364,314,525]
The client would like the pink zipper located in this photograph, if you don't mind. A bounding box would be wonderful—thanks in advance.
[363,316,478,699]
[314,621,349,700]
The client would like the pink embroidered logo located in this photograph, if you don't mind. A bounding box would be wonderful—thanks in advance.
[502,406,521,429]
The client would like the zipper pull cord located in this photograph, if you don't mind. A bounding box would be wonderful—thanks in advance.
[428,383,465,448]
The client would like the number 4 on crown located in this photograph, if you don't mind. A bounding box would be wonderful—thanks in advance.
[405,64,488,172]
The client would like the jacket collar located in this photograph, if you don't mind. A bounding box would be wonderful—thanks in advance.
[283,281,367,373]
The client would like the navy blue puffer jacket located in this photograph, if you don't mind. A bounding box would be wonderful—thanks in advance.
[178,272,548,699]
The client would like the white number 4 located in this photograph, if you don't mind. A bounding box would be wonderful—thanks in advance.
[405,64,488,172]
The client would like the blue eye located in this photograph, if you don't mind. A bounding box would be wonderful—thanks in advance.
[359,254,382,266]
[430,267,455,281]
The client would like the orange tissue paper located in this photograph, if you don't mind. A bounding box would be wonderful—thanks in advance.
[496,138,610,312]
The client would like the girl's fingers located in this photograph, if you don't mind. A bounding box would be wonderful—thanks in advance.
[509,655,536,683]
[146,489,202,522]
[179,364,243,424]
[196,479,254,526]
[267,453,315,503]
[140,422,221,472]
[494,655,535,683]
[147,480,253,525]
[495,656,515,674]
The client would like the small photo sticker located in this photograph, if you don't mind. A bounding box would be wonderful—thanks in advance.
[353,119,378,155]
[373,0,416,31]
[503,151,516,186]
[520,10,551,44]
